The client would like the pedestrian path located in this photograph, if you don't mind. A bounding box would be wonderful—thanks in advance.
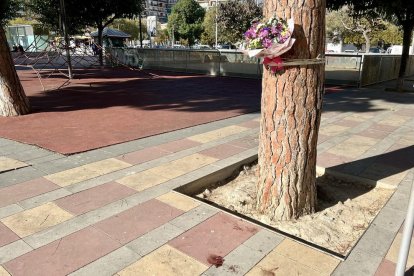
[0,88,413,275]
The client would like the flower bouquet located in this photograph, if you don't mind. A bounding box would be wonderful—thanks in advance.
[243,16,295,72]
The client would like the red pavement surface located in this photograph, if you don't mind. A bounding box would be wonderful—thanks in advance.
[0,68,261,154]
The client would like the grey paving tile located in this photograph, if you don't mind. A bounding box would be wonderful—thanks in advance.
[384,190,410,213]
[0,240,32,264]
[69,246,140,276]
[354,224,396,258]
[0,204,24,219]
[28,154,65,165]
[169,204,218,231]
[370,206,405,234]
[243,229,284,253]
[66,149,116,165]
[0,142,34,156]
[9,148,54,162]
[18,188,72,210]
[126,223,184,256]
[31,158,80,174]
[101,141,145,156]
[203,244,265,276]
[0,138,14,147]
[0,167,44,188]
[332,248,383,276]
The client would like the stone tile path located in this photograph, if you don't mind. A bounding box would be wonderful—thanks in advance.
[0,88,413,275]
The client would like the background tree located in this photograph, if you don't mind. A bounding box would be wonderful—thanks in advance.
[200,8,217,46]
[373,22,403,46]
[326,6,385,52]
[81,0,144,64]
[257,0,325,220]
[154,28,170,46]
[28,0,86,34]
[328,0,414,90]
[30,0,144,64]
[110,18,148,41]
[167,0,205,45]
[0,0,31,116]
[217,0,262,44]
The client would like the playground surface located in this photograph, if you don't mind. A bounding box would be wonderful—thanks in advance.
[0,70,413,275]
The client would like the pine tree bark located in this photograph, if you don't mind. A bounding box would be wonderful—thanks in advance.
[256,0,325,221]
[0,27,30,116]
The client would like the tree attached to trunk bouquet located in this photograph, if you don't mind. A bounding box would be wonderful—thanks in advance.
[256,0,326,221]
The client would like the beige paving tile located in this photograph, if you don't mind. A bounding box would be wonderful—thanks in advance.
[117,244,208,276]
[0,266,10,276]
[116,170,170,191]
[188,126,248,143]
[269,239,340,274]
[398,133,414,146]
[246,250,321,276]
[156,192,200,211]
[349,113,375,120]
[1,202,73,237]
[44,159,130,187]
[318,125,349,136]
[385,233,414,268]
[345,115,366,122]
[0,157,27,172]
[327,135,379,158]
[44,167,101,187]
[146,153,218,179]
[82,158,131,175]
[145,163,188,180]
[379,115,410,126]
[167,153,218,173]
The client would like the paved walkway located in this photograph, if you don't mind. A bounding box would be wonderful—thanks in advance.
[0,87,413,275]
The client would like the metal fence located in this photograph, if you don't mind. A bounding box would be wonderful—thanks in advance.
[109,48,262,78]
[16,46,414,87]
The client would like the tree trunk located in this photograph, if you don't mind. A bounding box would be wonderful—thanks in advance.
[98,26,104,66]
[0,27,30,117]
[396,22,414,91]
[256,0,325,221]
[363,31,370,53]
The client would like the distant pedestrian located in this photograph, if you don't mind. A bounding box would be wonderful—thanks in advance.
[18,44,24,53]
[91,43,97,55]
[12,44,18,52]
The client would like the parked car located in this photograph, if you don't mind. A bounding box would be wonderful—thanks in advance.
[216,44,235,49]
[193,44,212,50]
[368,47,385,53]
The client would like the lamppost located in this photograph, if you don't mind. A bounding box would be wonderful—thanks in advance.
[215,0,218,48]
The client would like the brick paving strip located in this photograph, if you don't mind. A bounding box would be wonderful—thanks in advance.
[0,88,413,275]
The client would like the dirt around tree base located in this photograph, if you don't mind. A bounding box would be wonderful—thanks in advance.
[196,163,393,256]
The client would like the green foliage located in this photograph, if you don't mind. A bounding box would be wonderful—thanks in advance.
[373,22,403,45]
[326,6,401,50]
[154,28,170,45]
[200,7,216,45]
[216,0,262,44]
[327,0,414,31]
[28,0,145,35]
[110,18,148,41]
[28,0,88,34]
[1,0,22,26]
[167,0,205,45]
